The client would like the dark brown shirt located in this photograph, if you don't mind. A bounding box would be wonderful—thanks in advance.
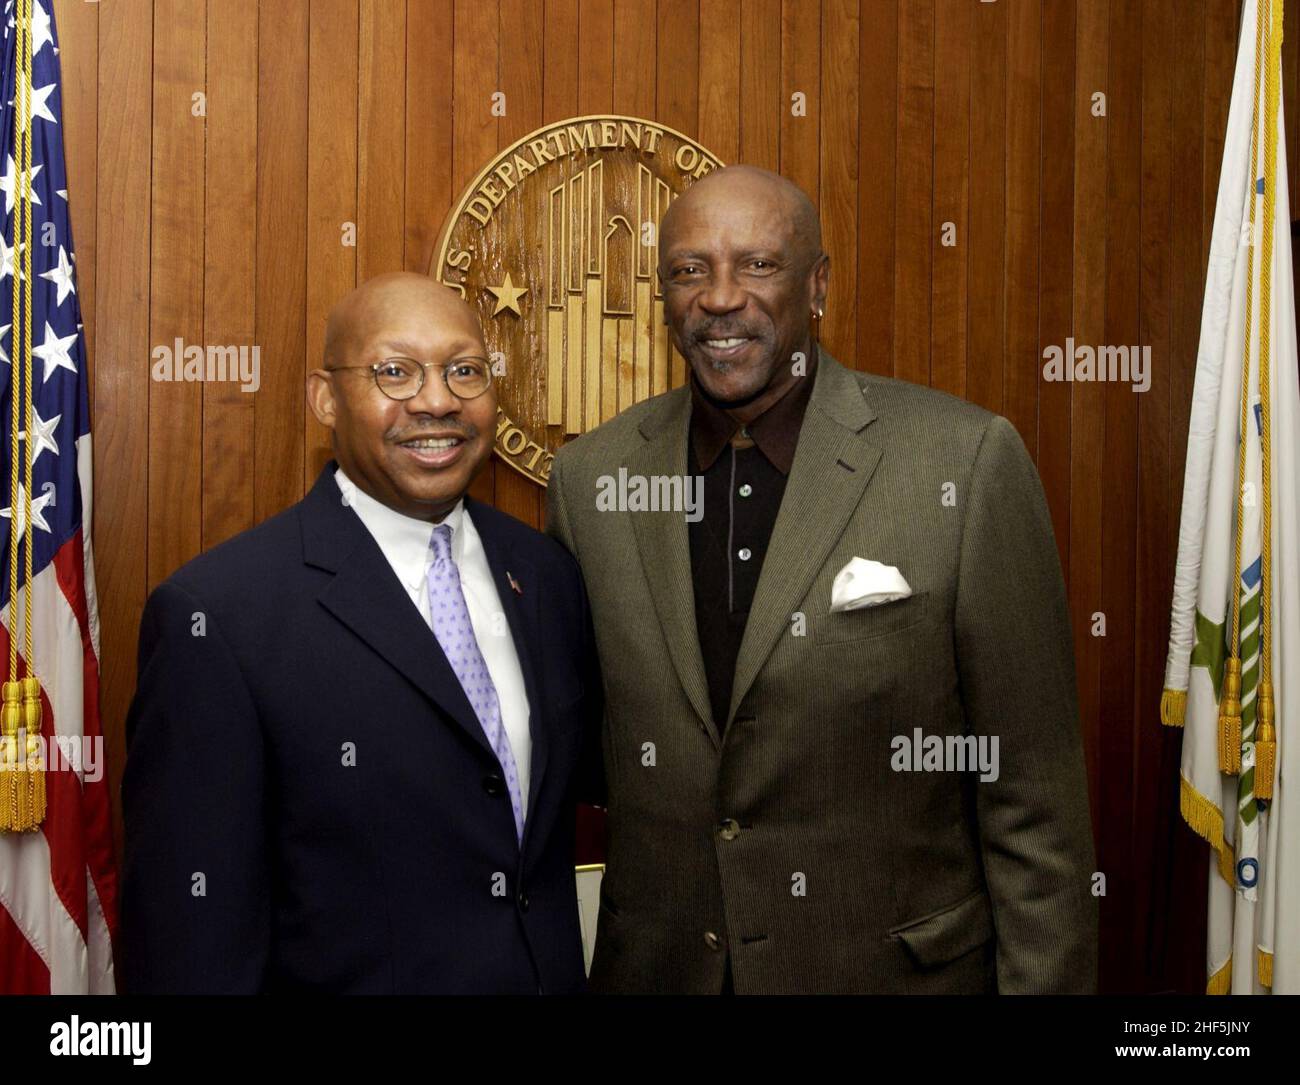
[687,351,818,733]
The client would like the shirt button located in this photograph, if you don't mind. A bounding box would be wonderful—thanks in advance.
[704,931,723,951]
[738,547,752,561]
[738,483,753,498]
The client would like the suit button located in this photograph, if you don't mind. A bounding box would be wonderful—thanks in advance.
[704,931,722,951]
[518,892,530,912]
[717,818,741,841]
[483,773,505,797]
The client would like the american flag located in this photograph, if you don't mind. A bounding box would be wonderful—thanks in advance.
[0,0,117,994]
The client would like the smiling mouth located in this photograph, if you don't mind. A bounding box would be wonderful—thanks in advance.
[697,336,757,361]
[398,436,464,450]
[394,434,469,468]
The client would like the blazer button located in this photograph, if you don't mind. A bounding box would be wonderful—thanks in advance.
[518,892,530,912]
[717,818,741,841]
[483,773,505,797]
[704,931,723,951]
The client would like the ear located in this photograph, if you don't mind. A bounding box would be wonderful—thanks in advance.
[306,369,338,429]
[809,253,830,314]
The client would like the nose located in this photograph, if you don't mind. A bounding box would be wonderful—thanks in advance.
[696,267,746,315]
[404,364,461,417]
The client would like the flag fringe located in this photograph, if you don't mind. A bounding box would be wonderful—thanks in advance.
[1258,948,1273,987]
[1207,956,1232,995]
[1179,776,1237,887]
[1161,687,1188,726]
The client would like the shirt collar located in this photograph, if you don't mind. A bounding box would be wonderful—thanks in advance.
[688,345,819,474]
[334,467,467,591]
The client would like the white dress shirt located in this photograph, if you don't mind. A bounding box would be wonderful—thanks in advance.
[334,468,531,809]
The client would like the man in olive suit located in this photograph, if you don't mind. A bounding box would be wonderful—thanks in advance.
[546,165,1097,994]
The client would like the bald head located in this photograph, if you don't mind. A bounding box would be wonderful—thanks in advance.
[323,271,482,370]
[659,165,823,274]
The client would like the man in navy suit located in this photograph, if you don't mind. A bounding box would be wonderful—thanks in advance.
[121,272,601,993]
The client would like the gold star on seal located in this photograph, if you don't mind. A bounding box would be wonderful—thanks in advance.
[485,272,528,317]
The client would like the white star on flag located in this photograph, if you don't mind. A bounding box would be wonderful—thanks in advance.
[39,245,74,305]
[19,404,60,463]
[30,1,53,58]
[0,233,23,283]
[0,322,9,365]
[0,481,54,540]
[31,319,76,382]
[8,83,57,131]
[0,154,41,214]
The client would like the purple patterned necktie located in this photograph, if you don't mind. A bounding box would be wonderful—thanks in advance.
[426,523,524,841]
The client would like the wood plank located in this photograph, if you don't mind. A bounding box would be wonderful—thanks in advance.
[203,0,258,549]
[1068,0,1108,886]
[740,0,780,171]
[544,0,580,123]
[358,0,407,280]
[93,0,153,867]
[1002,0,1039,451]
[406,0,454,275]
[1038,0,1075,646]
[930,0,970,398]
[578,0,614,114]
[966,0,1005,409]
[856,0,896,374]
[698,0,739,163]
[819,0,858,369]
[1099,0,1141,998]
[614,0,656,119]
[147,0,204,594]
[1132,0,1177,996]
[657,0,700,139]
[780,0,819,213]
[893,0,932,387]
[255,0,309,519]
[306,0,359,486]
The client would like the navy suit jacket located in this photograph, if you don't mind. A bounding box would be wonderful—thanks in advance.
[121,463,602,993]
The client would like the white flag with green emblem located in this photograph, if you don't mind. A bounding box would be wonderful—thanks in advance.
[1163,0,1300,994]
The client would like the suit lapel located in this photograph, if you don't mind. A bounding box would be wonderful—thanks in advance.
[628,388,719,744]
[300,464,495,760]
[726,354,883,726]
[468,498,550,832]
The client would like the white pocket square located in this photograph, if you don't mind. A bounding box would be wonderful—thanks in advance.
[830,558,912,613]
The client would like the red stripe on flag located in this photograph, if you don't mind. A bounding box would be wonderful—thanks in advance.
[53,532,118,939]
[0,899,50,994]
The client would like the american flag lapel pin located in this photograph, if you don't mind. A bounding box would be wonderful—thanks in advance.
[507,571,523,596]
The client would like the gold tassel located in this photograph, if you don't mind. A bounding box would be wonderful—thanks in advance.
[1,679,22,828]
[0,677,44,831]
[1161,687,1188,726]
[1218,658,1243,774]
[1207,956,1232,995]
[1259,949,1273,988]
[1255,679,1276,803]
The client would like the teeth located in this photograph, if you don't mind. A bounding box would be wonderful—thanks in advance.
[706,338,748,349]
[403,438,460,450]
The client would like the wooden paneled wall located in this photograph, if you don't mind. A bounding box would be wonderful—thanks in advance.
[52,0,1297,993]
